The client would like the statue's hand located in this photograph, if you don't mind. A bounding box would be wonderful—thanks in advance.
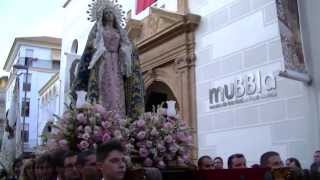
[88,60,95,69]
[88,47,105,69]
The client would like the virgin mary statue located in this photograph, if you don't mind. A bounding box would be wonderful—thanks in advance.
[71,0,144,119]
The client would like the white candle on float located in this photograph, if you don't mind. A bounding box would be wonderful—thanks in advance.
[166,100,176,117]
[76,90,87,108]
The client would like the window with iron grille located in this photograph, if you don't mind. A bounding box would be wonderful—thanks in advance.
[23,73,31,91]
[21,98,30,117]
[25,49,34,66]
[22,123,29,142]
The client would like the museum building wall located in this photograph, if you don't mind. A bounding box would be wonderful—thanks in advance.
[191,0,320,167]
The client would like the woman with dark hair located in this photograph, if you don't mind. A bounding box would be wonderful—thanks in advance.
[286,157,310,179]
[285,157,301,170]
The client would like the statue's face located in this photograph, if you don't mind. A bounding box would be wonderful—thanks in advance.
[103,10,115,24]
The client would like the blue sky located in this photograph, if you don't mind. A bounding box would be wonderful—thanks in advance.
[0,0,65,76]
[0,0,132,77]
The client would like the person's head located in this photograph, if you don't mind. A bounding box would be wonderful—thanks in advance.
[34,157,41,178]
[37,153,56,180]
[197,156,213,170]
[144,167,163,180]
[213,157,223,169]
[51,149,66,180]
[97,140,126,180]
[77,149,100,180]
[260,151,283,169]
[285,157,301,170]
[313,150,320,163]
[64,151,81,180]
[12,158,23,177]
[21,159,35,180]
[251,164,260,168]
[227,154,247,169]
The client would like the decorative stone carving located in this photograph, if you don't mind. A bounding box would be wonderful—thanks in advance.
[143,10,177,38]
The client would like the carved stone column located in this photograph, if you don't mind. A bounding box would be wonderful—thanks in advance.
[175,53,197,159]
[177,0,189,14]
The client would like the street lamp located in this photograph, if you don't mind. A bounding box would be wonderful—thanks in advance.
[13,64,29,153]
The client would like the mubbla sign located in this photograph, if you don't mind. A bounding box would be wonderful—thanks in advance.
[208,71,277,109]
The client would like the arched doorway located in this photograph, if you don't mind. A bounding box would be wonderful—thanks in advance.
[145,81,178,112]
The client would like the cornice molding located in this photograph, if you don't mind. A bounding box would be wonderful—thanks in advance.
[127,7,201,54]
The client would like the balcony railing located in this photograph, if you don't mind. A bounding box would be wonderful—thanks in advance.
[16,57,60,70]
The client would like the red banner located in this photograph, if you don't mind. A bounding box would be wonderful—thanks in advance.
[136,0,156,14]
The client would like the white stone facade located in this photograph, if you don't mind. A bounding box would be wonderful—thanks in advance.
[4,37,61,152]
[191,0,320,168]
[60,0,320,168]
[38,73,60,145]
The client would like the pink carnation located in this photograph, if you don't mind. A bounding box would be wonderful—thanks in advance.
[165,154,173,161]
[119,119,127,126]
[176,132,187,142]
[77,126,84,132]
[101,121,112,129]
[137,131,146,140]
[150,128,159,136]
[102,133,111,142]
[136,119,145,128]
[136,142,146,148]
[79,140,90,150]
[84,126,92,134]
[139,148,149,158]
[94,126,101,132]
[76,113,86,123]
[126,143,135,151]
[157,144,166,153]
[82,133,90,140]
[157,160,166,168]
[169,144,178,153]
[77,133,83,139]
[164,122,173,129]
[146,141,153,148]
[62,112,71,120]
[113,130,122,139]
[93,131,102,142]
[164,135,173,143]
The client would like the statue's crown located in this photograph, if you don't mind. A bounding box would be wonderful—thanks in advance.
[87,0,126,26]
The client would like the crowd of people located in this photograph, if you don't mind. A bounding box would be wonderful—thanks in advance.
[1,140,128,180]
[2,142,320,180]
[198,150,320,179]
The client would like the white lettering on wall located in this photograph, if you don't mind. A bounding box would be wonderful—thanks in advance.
[208,71,277,109]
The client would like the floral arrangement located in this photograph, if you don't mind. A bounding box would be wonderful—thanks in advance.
[52,104,126,152]
[122,108,193,168]
[51,103,193,168]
